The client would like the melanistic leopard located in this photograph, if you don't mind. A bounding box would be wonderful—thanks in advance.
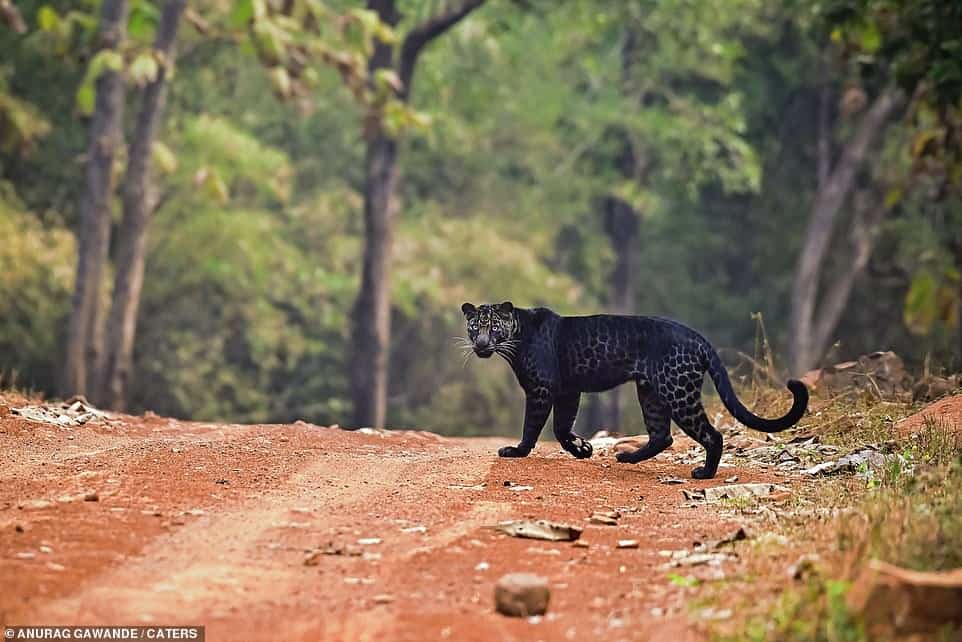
[461,302,808,479]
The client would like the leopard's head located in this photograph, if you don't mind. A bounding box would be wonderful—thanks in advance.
[461,301,517,359]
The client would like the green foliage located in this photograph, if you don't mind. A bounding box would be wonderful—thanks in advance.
[0,185,74,389]
[0,0,959,427]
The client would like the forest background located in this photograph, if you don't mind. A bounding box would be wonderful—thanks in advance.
[0,0,959,435]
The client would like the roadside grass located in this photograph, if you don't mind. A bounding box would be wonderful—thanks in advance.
[709,402,962,642]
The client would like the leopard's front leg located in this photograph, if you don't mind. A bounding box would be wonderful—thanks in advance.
[498,391,552,457]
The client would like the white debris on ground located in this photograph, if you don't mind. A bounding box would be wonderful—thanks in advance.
[12,397,113,427]
[589,422,912,482]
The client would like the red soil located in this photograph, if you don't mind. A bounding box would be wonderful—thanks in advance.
[0,398,797,642]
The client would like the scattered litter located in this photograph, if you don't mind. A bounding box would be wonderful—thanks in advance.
[724,475,739,484]
[507,485,533,492]
[358,538,382,546]
[12,397,112,427]
[617,540,639,549]
[475,561,490,572]
[666,552,735,568]
[372,594,394,605]
[401,525,427,534]
[683,483,788,502]
[449,483,486,491]
[573,540,590,549]
[659,477,686,485]
[802,448,910,478]
[494,520,583,542]
[15,552,36,560]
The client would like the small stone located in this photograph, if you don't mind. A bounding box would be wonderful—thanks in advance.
[15,552,36,560]
[588,514,618,526]
[39,545,53,554]
[475,561,490,571]
[20,500,54,511]
[495,573,550,617]
[616,540,639,549]
[304,551,322,566]
[372,594,394,604]
[358,538,382,546]
[724,475,739,483]
[573,540,590,549]
[46,562,65,572]
[84,492,99,502]
[14,522,28,533]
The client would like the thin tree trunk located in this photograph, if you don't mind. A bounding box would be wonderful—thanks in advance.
[349,0,485,427]
[99,0,186,409]
[351,133,399,427]
[601,196,640,432]
[788,89,901,375]
[808,191,887,360]
[62,0,128,398]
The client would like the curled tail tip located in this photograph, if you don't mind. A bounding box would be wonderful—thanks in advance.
[786,379,809,399]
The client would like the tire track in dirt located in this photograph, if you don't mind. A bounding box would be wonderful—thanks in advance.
[18,438,514,642]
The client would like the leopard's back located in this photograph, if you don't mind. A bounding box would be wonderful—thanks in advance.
[556,314,708,394]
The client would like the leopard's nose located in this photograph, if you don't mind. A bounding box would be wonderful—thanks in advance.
[475,336,490,350]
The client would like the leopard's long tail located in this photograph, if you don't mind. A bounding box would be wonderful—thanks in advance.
[705,347,808,433]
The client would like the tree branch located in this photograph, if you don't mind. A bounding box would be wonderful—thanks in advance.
[398,0,486,98]
[810,191,888,359]
[789,88,902,374]
[0,0,26,33]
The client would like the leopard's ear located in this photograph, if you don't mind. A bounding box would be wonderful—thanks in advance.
[499,301,514,313]
[461,302,477,316]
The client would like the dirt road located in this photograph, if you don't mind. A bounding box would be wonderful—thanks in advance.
[1,398,789,641]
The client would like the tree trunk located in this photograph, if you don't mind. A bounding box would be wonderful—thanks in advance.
[349,0,485,427]
[601,196,640,432]
[99,0,186,410]
[62,0,128,399]
[788,89,901,375]
[351,132,399,427]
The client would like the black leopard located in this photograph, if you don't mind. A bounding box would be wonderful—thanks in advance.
[461,302,808,479]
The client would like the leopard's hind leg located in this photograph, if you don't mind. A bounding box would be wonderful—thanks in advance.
[615,383,673,464]
[670,399,723,479]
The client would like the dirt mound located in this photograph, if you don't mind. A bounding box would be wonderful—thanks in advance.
[896,394,962,437]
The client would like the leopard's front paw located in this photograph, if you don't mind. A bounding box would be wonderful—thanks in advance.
[498,445,531,458]
[564,436,593,460]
